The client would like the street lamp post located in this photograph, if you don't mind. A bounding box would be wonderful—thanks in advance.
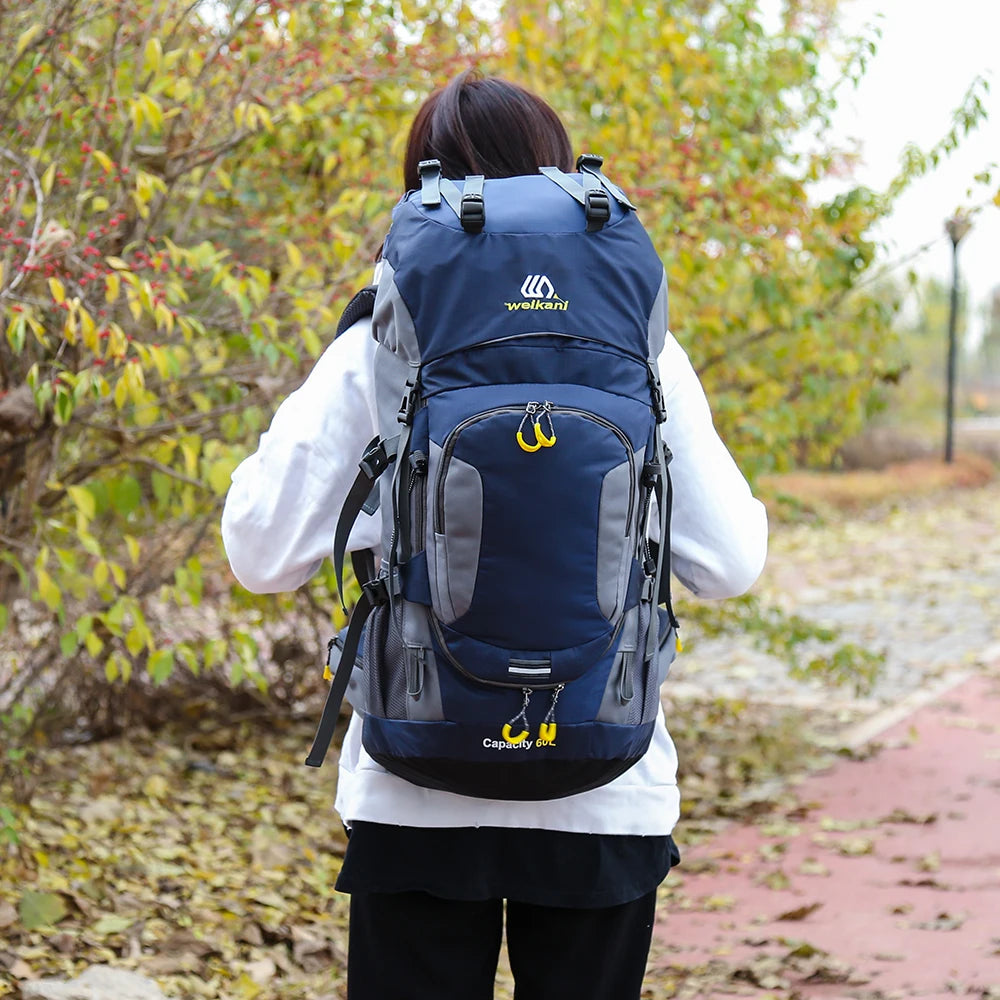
[943,214,972,464]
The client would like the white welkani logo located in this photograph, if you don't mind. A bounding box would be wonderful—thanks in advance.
[505,273,569,311]
[520,274,556,299]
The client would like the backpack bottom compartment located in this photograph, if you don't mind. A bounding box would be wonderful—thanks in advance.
[361,716,656,800]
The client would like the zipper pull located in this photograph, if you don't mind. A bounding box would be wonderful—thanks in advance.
[323,637,336,682]
[517,402,543,452]
[405,646,425,698]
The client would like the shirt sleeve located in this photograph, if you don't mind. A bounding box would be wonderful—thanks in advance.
[656,331,768,599]
[220,320,379,594]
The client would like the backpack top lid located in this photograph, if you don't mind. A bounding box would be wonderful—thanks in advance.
[378,160,668,366]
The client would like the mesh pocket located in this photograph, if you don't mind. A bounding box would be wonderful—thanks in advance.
[636,602,662,725]
[363,601,408,720]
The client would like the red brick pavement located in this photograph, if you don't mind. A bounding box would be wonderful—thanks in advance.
[653,671,1000,999]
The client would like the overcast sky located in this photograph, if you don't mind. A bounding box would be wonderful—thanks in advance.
[826,0,999,343]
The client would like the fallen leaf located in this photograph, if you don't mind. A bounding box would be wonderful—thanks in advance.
[91,914,134,936]
[776,902,823,921]
[8,959,33,979]
[797,858,830,877]
[834,836,874,856]
[759,869,791,890]
[0,901,17,929]
[700,894,736,911]
[819,817,871,832]
[914,911,966,931]
[19,890,68,930]
[245,956,277,985]
[143,774,170,798]
[881,807,937,824]
[917,851,941,872]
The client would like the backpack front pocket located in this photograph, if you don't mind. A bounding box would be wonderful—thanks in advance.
[424,384,650,675]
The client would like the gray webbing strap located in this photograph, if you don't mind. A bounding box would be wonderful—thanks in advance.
[539,166,588,206]
[439,179,464,219]
[333,434,398,615]
[646,432,673,660]
[539,166,609,232]
[577,154,636,210]
[419,159,442,206]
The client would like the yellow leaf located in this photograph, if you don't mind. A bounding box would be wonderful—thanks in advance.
[41,163,56,195]
[85,631,104,657]
[125,535,140,564]
[92,149,113,173]
[105,271,120,304]
[91,195,109,212]
[285,241,303,270]
[48,277,65,304]
[144,37,163,75]
[141,94,164,132]
[36,569,61,611]
[105,256,129,271]
[15,23,43,57]
[67,485,96,520]
[143,774,169,799]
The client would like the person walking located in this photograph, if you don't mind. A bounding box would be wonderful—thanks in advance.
[222,69,767,1000]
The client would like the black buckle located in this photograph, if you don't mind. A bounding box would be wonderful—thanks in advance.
[584,189,610,231]
[641,461,661,489]
[361,576,390,606]
[576,153,604,171]
[648,368,668,423]
[460,193,485,233]
[359,440,389,480]
[397,376,419,425]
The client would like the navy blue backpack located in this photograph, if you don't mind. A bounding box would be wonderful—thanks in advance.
[306,155,680,800]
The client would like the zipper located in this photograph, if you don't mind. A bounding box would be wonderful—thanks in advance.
[429,604,627,691]
[428,331,649,368]
[435,404,636,534]
[407,451,427,556]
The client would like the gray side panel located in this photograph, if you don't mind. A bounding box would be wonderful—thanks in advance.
[646,269,668,361]
[596,450,642,621]
[401,601,444,721]
[434,453,483,623]
[372,343,412,556]
[596,606,640,723]
[372,260,420,363]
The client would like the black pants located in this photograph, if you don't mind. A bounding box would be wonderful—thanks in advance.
[347,889,658,1000]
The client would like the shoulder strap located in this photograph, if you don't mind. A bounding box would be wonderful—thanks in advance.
[336,285,377,337]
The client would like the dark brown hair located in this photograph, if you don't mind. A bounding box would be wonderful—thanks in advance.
[402,70,574,192]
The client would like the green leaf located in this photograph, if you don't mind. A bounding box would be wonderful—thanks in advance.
[92,913,134,936]
[149,648,175,684]
[19,891,68,930]
[108,475,142,516]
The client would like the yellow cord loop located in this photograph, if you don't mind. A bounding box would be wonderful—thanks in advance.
[516,402,556,452]
[538,684,564,745]
[502,723,530,744]
[503,688,533,744]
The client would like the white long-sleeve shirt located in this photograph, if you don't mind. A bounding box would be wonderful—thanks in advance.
[222,317,767,835]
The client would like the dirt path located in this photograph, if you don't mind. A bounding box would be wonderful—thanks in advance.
[668,480,1000,723]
